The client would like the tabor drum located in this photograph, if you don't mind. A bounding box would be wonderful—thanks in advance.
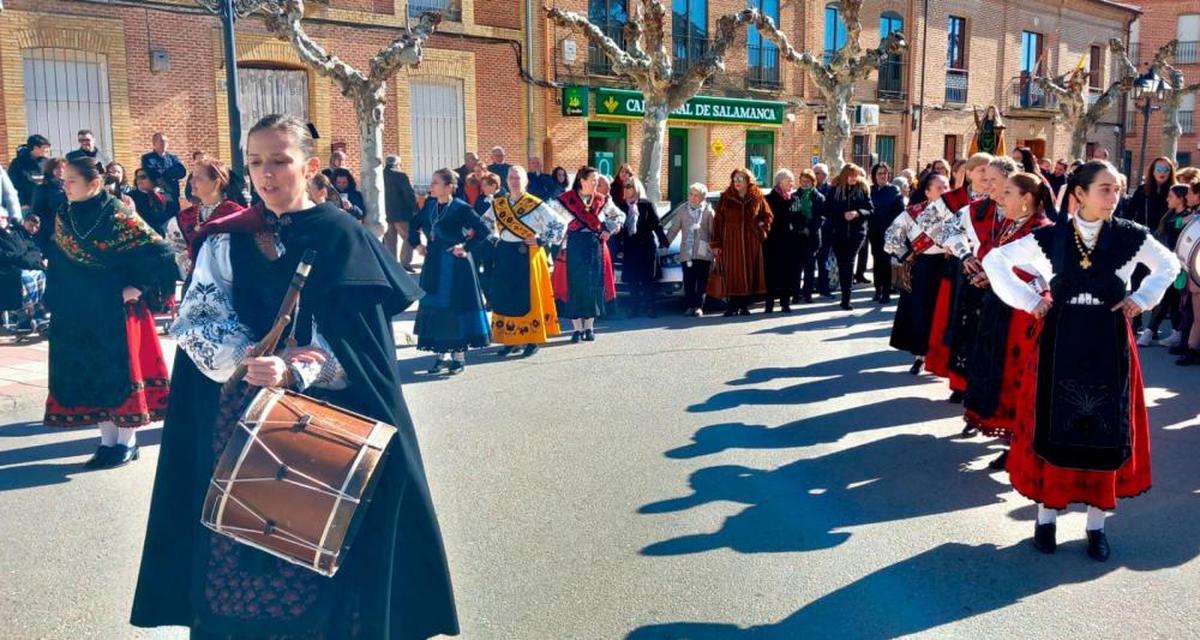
[202,388,396,577]
[1175,216,1200,287]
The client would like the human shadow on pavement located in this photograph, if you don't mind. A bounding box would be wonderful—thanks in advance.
[0,426,163,491]
[723,350,911,387]
[640,433,1001,556]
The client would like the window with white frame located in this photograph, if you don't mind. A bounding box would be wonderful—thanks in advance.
[410,78,465,191]
[1178,15,1200,64]
[22,48,114,158]
[1181,93,1195,134]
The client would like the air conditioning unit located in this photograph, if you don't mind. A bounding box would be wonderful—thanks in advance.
[853,104,880,127]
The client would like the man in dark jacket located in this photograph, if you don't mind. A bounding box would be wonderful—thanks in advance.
[8,135,51,207]
[454,152,480,201]
[65,130,111,166]
[527,157,552,199]
[140,132,186,217]
[0,210,46,331]
[383,155,418,270]
[812,163,835,298]
[486,146,513,196]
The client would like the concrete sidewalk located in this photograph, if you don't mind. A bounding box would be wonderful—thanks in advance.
[0,316,416,416]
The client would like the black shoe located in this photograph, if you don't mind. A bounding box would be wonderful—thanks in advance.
[522,344,539,357]
[83,445,114,469]
[1033,522,1057,554]
[448,361,465,375]
[820,291,836,300]
[988,449,1009,470]
[909,358,924,375]
[764,301,774,314]
[949,390,965,404]
[101,444,139,469]
[737,308,751,316]
[790,295,802,304]
[879,295,891,304]
[957,421,978,438]
[840,302,853,311]
[427,358,449,374]
[582,329,595,341]
[855,275,869,284]
[1176,350,1200,366]
[801,295,813,304]
[497,346,517,357]
[780,303,792,313]
[1169,343,1189,356]
[1086,529,1111,561]
[722,309,736,317]
[571,331,582,343]
[402,265,416,274]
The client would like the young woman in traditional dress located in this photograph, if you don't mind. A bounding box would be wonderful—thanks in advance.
[131,114,457,637]
[710,167,772,316]
[43,158,176,469]
[166,157,245,277]
[549,166,625,342]
[410,167,492,374]
[484,165,566,357]
[982,160,1178,561]
[962,172,1054,469]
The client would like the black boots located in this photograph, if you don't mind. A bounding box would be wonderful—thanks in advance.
[1033,523,1057,554]
[1087,530,1111,561]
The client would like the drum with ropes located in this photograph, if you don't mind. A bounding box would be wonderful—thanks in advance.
[1174,215,1200,287]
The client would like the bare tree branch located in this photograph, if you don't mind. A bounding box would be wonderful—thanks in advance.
[265,0,368,96]
[739,10,834,95]
[368,11,442,85]
[546,5,644,76]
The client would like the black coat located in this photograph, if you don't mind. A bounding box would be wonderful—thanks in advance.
[824,185,873,241]
[0,226,43,310]
[763,188,823,290]
[140,151,187,201]
[8,147,43,206]
[30,179,66,248]
[1123,184,1170,231]
[869,184,905,237]
[129,189,172,235]
[384,168,418,223]
[618,198,668,284]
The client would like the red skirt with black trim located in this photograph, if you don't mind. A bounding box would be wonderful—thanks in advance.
[965,309,1044,437]
[924,276,968,392]
[1006,323,1152,510]
[44,304,169,428]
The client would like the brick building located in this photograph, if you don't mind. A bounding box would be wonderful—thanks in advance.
[0,0,530,189]
[541,0,1138,205]
[0,0,1137,205]
[1123,0,1200,181]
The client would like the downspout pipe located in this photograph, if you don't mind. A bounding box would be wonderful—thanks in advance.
[916,0,929,168]
[526,0,536,162]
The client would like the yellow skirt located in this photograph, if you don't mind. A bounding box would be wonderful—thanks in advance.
[491,245,561,345]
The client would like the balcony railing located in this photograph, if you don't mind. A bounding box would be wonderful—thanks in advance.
[1129,43,1140,63]
[1183,110,1195,134]
[672,37,709,77]
[747,45,781,90]
[588,24,626,76]
[1009,76,1059,110]
[408,0,460,21]
[945,69,968,103]
[878,57,905,100]
[1179,41,1199,64]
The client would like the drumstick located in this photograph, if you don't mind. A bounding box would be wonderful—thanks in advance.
[222,249,318,394]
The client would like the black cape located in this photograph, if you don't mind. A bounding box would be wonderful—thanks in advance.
[131,203,457,639]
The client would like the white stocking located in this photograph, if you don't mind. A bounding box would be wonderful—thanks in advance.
[98,421,118,447]
[117,428,137,447]
[1036,504,1058,525]
[1086,506,1108,531]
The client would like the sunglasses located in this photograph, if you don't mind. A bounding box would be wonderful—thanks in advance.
[732,176,747,183]
[1154,165,1171,174]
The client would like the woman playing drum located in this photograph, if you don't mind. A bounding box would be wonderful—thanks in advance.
[131,115,459,638]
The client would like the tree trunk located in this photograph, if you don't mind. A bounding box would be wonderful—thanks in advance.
[823,86,853,172]
[1068,125,1088,164]
[355,92,387,238]
[639,103,670,205]
[1162,96,1183,161]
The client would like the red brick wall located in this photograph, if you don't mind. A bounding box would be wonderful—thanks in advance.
[477,0,524,30]
[1125,0,1200,175]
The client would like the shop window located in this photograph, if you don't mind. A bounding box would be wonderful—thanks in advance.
[588,121,628,178]
[410,78,466,190]
[22,48,114,159]
[746,130,775,186]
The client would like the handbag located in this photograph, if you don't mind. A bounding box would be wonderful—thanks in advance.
[891,259,913,293]
[706,256,727,300]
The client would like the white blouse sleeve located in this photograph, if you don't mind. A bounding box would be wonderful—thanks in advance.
[286,320,349,391]
[1129,233,1182,311]
[601,199,626,233]
[884,212,913,258]
[171,234,256,382]
[534,203,568,246]
[982,234,1052,313]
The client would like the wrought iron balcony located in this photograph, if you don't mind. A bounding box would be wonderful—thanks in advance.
[1009,76,1059,111]
[878,58,905,100]
[945,69,968,104]
[747,45,781,90]
[1178,41,1199,65]
[1182,110,1195,134]
[1128,43,1140,63]
[671,37,710,77]
[587,24,626,76]
[407,0,460,21]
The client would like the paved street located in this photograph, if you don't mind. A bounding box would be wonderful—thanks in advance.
[2,289,1200,639]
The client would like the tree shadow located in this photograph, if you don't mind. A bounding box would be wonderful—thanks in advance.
[641,434,1002,557]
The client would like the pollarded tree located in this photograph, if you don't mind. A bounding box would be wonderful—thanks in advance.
[1141,40,1200,160]
[263,0,439,234]
[546,1,758,203]
[744,0,905,171]
[1033,39,1139,162]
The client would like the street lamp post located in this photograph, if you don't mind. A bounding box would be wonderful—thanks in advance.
[198,0,271,176]
[1133,67,1168,184]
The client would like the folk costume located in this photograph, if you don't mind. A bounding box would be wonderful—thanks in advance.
[983,215,1177,512]
[166,199,246,276]
[709,184,772,314]
[910,190,975,388]
[939,194,999,393]
[549,190,625,320]
[43,192,175,440]
[963,209,1053,436]
[130,201,460,639]
[483,191,566,345]
[409,197,492,359]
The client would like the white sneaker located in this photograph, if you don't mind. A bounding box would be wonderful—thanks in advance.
[1136,328,1155,347]
[1160,330,1183,348]
[694,308,704,318]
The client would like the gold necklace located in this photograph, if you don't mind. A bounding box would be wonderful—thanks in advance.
[1072,218,1099,269]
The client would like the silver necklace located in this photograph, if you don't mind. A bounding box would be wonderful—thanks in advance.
[69,199,108,241]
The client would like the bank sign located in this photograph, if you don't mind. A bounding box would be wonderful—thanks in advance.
[594,88,786,126]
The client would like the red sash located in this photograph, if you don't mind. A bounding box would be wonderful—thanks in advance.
[552,191,616,303]
[558,190,608,234]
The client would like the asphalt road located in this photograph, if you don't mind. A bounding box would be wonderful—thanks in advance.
[3,288,1200,639]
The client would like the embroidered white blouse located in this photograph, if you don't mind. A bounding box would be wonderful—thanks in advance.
[171,233,348,391]
[982,216,1180,314]
[482,194,568,245]
[545,196,626,244]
